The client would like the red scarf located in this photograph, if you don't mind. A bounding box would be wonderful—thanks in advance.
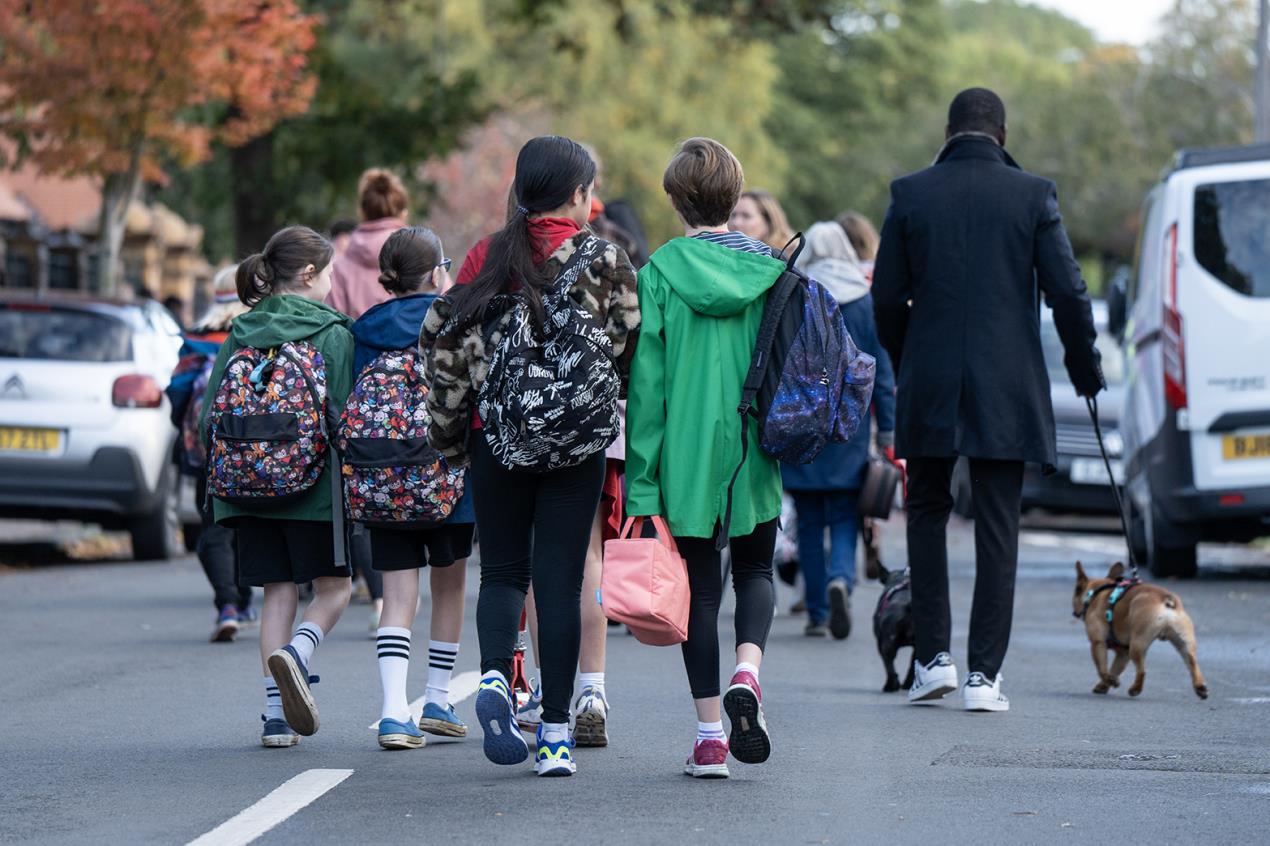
[455,217,582,285]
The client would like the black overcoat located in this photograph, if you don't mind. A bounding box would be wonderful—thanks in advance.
[872,135,1103,470]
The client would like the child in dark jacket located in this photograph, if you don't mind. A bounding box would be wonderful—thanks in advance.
[200,226,355,749]
[349,227,475,749]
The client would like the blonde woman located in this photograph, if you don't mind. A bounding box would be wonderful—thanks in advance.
[729,189,795,254]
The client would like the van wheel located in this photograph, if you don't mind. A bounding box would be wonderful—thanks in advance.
[1127,499,1148,565]
[130,478,180,561]
[1145,502,1197,579]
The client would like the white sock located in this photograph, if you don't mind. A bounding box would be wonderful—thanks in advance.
[376,627,412,723]
[425,640,459,707]
[289,621,323,666]
[697,720,725,743]
[578,671,605,697]
[542,721,570,744]
[264,676,283,721]
[734,661,759,679]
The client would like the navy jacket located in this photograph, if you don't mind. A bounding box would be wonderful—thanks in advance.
[872,135,1102,469]
[351,293,474,524]
[782,294,896,492]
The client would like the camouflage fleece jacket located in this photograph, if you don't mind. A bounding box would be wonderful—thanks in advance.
[419,230,640,466]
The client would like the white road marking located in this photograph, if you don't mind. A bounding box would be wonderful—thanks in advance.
[368,670,481,730]
[1022,531,1129,556]
[186,768,353,846]
[1229,697,1270,704]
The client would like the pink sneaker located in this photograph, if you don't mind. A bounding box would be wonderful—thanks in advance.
[723,670,771,764]
[684,738,730,778]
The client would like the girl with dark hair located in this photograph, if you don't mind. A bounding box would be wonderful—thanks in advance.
[200,225,355,749]
[420,135,640,777]
[346,227,475,749]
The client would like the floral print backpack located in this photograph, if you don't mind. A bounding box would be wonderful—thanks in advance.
[337,349,463,525]
[206,341,332,504]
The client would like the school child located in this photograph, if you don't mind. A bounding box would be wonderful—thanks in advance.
[343,227,474,749]
[200,226,355,748]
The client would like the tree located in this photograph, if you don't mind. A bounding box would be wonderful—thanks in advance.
[0,1,318,293]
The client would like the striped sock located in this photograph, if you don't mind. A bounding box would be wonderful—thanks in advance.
[377,627,412,724]
[263,676,283,721]
[697,720,725,743]
[289,622,323,666]
[425,640,459,707]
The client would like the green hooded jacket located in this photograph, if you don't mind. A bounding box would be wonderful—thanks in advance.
[200,295,354,525]
[625,237,785,538]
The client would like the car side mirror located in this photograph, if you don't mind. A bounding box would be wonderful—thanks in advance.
[1106,273,1128,342]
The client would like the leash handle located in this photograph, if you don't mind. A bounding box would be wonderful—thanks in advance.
[1086,396,1139,578]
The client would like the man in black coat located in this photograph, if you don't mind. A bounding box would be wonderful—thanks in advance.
[872,88,1104,712]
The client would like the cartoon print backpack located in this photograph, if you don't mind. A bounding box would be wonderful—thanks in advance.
[718,235,877,544]
[206,341,333,504]
[178,356,214,475]
[337,349,464,525]
[477,235,620,472]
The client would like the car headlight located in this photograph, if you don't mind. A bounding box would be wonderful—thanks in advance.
[1103,430,1124,457]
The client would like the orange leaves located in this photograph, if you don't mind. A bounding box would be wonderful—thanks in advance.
[0,0,320,180]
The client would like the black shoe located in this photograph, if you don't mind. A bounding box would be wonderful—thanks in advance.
[827,579,851,640]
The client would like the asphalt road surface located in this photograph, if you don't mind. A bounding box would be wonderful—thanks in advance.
[2,515,1269,845]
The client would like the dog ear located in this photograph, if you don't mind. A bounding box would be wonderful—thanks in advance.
[1075,561,1087,583]
[1107,561,1125,580]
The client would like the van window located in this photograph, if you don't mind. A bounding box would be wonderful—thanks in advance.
[1193,179,1270,298]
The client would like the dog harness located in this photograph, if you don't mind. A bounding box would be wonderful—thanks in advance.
[1078,577,1141,651]
[876,570,911,618]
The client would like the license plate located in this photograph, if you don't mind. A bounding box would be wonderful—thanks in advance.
[1070,457,1123,485]
[1223,433,1270,460]
[0,426,63,454]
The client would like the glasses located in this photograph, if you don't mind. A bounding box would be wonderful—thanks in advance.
[437,258,452,273]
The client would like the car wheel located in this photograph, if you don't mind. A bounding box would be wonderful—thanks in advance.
[1127,498,1148,565]
[130,476,180,561]
[1144,501,1197,579]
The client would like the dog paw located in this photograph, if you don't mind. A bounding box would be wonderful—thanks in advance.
[1195,685,1209,700]
[883,678,900,693]
[1092,682,1110,695]
[1105,676,1120,688]
[1128,685,1142,697]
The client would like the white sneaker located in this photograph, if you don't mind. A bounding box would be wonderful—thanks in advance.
[572,686,609,748]
[963,672,1009,712]
[908,652,958,703]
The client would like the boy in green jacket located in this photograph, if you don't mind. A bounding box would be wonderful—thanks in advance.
[200,226,355,749]
[626,138,786,779]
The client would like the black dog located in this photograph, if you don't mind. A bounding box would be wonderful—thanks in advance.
[873,565,916,692]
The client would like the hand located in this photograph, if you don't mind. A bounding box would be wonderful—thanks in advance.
[1074,367,1106,399]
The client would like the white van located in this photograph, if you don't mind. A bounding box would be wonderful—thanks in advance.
[1118,144,1270,577]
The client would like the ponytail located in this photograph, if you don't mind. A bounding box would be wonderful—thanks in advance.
[236,254,273,307]
[234,225,334,308]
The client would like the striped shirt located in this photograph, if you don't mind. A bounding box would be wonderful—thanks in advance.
[691,230,774,257]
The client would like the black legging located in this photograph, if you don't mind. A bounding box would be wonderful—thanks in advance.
[468,435,606,724]
[676,520,778,700]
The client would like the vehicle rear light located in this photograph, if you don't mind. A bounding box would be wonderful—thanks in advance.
[3,303,51,312]
[1162,223,1187,410]
[112,374,163,409]
[1219,494,1245,507]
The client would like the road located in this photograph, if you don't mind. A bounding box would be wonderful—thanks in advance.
[2,515,1269,845]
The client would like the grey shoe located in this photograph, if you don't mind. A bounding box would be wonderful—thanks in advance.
[827,579,852,640]
[804,620,829,637]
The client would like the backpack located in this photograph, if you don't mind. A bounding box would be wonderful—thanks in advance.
[718,235,877,546]
[477,235,620,472]
[206,340,334,505]
[178,357,213,475]
[337,349,464,526]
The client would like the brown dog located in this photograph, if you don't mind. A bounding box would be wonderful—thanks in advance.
[1072,561,1208,699]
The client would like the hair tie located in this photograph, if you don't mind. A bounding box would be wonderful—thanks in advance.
[516,205,529,216]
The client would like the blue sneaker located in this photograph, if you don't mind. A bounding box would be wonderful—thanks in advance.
[419,701,468,738]
[237,606,260,626]
[267,645,320,736]
[378,717,426,750]
[475,674,529,765]
[261,716,298,748]
[535,725,576,777]
[515,679,542,731]
[211,605,239,643]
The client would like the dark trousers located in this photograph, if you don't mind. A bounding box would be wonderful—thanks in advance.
[468,436,606,724]
[349,525,383,600]
[906,457,1023,679]
[194,477,250,611]
[675,520,778,700]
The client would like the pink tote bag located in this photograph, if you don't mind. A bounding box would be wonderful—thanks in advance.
[601,516,690,646]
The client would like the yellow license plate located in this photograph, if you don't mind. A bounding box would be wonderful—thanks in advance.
[1223,433,1270,460]
[0,426,62,453]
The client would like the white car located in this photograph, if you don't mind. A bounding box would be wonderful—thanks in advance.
[1117,143,1270,577]
[0,295,185,559]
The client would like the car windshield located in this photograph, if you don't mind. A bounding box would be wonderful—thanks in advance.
[0,306,133,362]
[1193,178,1270,298]
[1041,311,1123,386]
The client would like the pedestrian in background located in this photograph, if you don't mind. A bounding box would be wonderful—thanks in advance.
[348,226,474,750]
[872,88,1104,712]
[835,211,880,279]
[729,188,796,254]
[784,220,896,640]
[627,137,785,779]
[421,136,639,777]
[201,225,355,748]
[327,169,410,319]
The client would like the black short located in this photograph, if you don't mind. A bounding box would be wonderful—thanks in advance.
[235,518,351,586]
[369,523,475,572]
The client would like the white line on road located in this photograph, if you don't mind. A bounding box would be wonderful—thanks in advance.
[368,669,481,730]
[186,768,353,846]
[1022,531,1128,556]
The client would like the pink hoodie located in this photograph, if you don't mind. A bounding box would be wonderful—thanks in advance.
[326,217,406,319]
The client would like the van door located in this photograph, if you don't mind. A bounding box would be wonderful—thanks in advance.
[1177,164,1270,492]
